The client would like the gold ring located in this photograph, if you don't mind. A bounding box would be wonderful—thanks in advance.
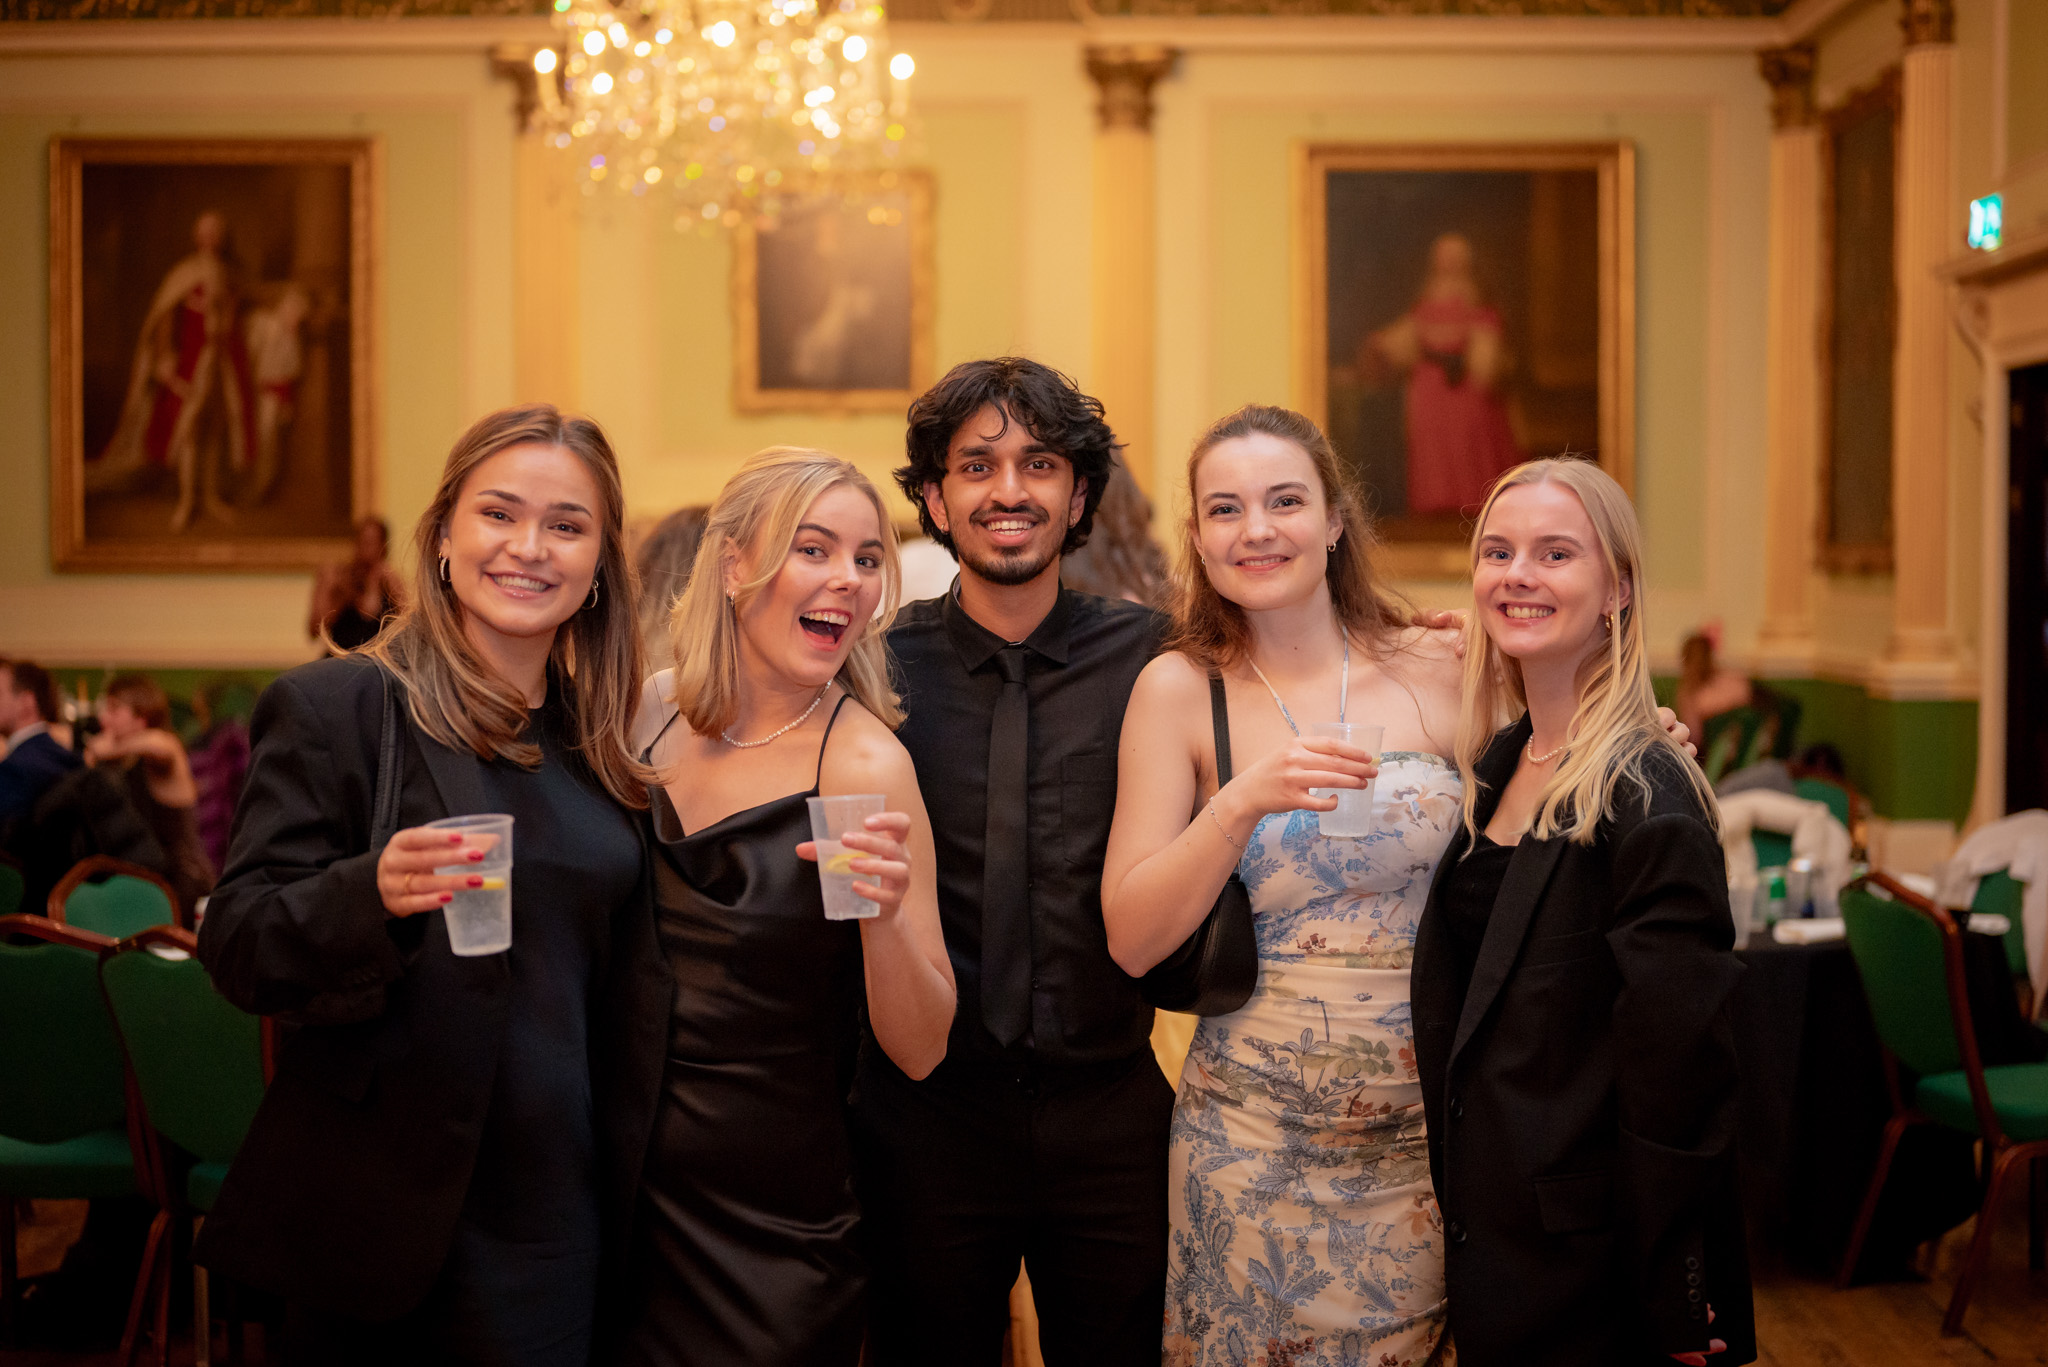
[403,872,416,895]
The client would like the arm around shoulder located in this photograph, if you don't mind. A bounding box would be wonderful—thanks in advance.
[197,668,407,1019]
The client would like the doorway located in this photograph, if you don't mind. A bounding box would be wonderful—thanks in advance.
[2009,361,2048,813]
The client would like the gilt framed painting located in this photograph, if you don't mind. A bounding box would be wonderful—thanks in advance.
[732,170,934,414]
[49,137,379,573]
[1295,142,1636,579]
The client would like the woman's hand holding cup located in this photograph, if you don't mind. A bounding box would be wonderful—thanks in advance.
[1219,735,1380,825]
[797,810,912,916]
[377,825,500,918]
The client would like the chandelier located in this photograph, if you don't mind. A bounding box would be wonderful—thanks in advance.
[532,0,915,230]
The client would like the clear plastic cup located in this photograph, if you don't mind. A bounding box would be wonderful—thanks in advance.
[429,813,513,956]
[1309,722,1384,839]
[806,794,886,920]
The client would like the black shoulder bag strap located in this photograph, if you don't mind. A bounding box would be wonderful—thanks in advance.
[371,667,403,848]
[1136,669,1259,1017]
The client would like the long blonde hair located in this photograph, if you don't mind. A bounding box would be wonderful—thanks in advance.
[668,447,904,736]
[1456,458,1717,844]
[360,404,649,809]
[1163,404,1414,669]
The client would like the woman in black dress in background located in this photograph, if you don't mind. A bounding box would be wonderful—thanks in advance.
[197,405,660,1366]
[624,447,954,1365]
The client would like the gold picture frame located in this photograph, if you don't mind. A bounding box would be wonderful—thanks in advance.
[732,170,935,415]
[1293,142,1636,580]
[49,136,380,574]
[1816,70,1900,577]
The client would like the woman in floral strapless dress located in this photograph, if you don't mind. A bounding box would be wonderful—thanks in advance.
[1102,404,1466,1367]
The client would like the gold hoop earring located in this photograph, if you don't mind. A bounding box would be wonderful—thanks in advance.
[439,555,450,583]
[1602,611,1614,632]
[1327,543,1337,554]
[585,578,601,610]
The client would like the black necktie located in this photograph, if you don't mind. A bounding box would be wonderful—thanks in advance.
[981,645,1033,1047]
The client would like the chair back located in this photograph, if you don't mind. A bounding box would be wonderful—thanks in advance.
[53,856,177,939]
[0,915,126,1146]
[99,929,264,1167]
[1969,869,2029,979]
[1794,777,1853,828]
[0,856,24,918]
[1840,878,1964,1078]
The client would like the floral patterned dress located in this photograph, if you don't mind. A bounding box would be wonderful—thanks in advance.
[1164,753,1462,1367]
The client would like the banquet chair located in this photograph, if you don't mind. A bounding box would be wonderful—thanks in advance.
[51,857,180,939]
[0,855,24,918]
[100,927,265,1367]
[0,914,133,1344]
[1837,874,2048,1333]
[1970,871,2034,998]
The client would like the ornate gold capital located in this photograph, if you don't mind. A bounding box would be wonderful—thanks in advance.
[1757,43,1816,129]
[1084,46,1176,134]
[490,46,543,134]
[1900,0,1954,46]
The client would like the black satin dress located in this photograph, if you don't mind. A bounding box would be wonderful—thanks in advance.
[623,697,869,1366]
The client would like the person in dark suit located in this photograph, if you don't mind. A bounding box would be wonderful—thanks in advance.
[195,405,667,1367]
[0,657,82,828]
[1412,456,1753,1367]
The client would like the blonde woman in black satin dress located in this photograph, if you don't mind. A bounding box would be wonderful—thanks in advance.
[621,447,955,1366]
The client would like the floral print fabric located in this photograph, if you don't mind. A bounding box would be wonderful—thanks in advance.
[1164,754,1461,1367]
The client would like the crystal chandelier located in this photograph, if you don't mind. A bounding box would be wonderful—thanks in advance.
[531,0,915,230]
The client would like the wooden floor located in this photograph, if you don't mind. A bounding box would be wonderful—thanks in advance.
[9,1197,2045,1365]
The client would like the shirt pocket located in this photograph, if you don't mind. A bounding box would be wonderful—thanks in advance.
[1058,753,1119,869]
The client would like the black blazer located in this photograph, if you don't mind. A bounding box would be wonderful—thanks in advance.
[192,656,673,1322]
[1412,717,1753,1366]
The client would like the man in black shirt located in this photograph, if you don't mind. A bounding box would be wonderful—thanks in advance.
[855,357,1172,1364]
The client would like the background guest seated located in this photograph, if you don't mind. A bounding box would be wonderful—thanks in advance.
[85,673,214,914]
[0,656,82,832]
[1676,624,1754,739]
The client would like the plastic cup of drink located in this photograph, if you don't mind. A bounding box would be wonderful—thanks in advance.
[806,794,887,920]
[1309,722,1384,839]
[429,813,514,956]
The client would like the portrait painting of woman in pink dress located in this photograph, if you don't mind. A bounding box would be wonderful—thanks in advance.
[1360,232,1525,516]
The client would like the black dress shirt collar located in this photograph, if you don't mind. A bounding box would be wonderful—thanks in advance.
[940,581,1075,669]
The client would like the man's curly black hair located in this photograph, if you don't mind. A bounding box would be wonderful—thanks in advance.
[894,357,1122,557]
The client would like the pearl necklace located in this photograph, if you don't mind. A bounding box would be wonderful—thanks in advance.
[1526,735,1570,765]
[721,685,831,749]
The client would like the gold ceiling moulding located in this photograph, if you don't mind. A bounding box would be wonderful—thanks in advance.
[0,0,1796,18]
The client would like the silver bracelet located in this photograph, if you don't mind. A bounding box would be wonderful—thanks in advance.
[1208,797,1240,850]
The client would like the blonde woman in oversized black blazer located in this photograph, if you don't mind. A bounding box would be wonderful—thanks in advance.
[1412,458,1752,1367]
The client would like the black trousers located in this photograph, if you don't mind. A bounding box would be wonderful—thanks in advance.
[851,1046,1175,1367]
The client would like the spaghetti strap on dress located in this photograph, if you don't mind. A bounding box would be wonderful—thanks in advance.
[622,694,869,1366]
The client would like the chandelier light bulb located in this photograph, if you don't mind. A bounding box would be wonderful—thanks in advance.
[889,52,913,80]
[706,20,737,46]
[842,35,867,61]
[533,48,558,74]
[590,71,614,94]
[582,29,606,56]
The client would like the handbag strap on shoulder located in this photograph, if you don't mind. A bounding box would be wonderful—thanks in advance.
[1209,670,1233,787]
[371,667,403,846]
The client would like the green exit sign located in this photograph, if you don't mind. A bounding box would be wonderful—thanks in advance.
[1968,194,2003,251]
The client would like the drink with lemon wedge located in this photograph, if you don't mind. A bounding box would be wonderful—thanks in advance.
[427,813,515,955]
[806,795,886,920]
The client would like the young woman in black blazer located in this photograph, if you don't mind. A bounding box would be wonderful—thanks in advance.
[195,405,668,1366]
[1411,458,1753,1366]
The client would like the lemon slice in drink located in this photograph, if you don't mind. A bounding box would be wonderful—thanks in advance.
[824,852,859,876]
[475,877,508,891]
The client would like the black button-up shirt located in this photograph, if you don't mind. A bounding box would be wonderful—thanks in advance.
[888,586,1166,1068]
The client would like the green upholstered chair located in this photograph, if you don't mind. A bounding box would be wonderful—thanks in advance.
[0,857,24,919]
[100,927,265,1367]
[1968,869,2032,988]
[1838,874,2048,1333]
[0,914,132,1342]
[52,858,179,940]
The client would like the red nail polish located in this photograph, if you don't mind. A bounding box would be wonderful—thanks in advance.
[468,875,483,888]
[449,834,464,844]
[439,893,453,904]
[469,849,484,861]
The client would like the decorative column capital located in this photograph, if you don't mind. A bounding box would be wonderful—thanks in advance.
[1084,45,1177,133]
[1758,44,1817,129]
[1900,0,1954,47]
[490,45,544,134]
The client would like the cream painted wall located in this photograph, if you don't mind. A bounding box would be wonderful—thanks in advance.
[1151,48,1772,662]
[0,50,519,667]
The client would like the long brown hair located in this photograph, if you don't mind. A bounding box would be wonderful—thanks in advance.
[1455,458,1717,844]
[668,447,903,738]
[1163,404,1414,669]
[359,404,649,808]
